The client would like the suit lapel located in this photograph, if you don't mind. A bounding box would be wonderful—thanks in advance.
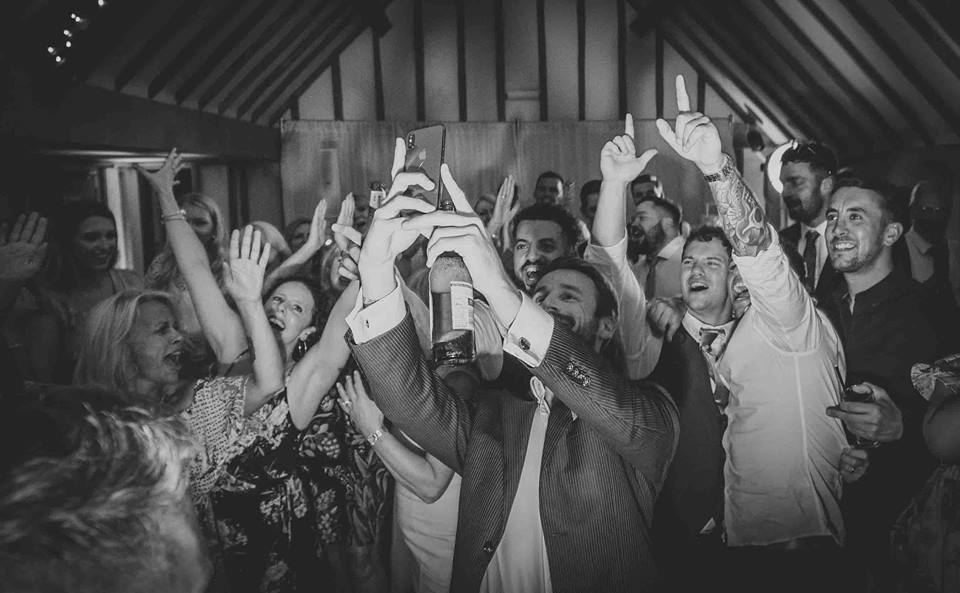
[501,396,535,521]
[542,403,575,467]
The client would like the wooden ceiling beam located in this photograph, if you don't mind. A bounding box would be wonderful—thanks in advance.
[888,0,960,85]
[839,0,960,137]
[195,0,312,112]
[147,0,260,100]
[217,2,342,116]
[797,0,935,146]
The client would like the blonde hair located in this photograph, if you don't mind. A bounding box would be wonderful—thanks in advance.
[146,193,227,291]
[74,289,177,400]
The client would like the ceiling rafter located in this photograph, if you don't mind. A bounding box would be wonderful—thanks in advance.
[838,0,960,137]
[264,14,375,124]
[195,0,316,112]
[761,0,902,149]
[887,0,960,85]
[673,8,829,147]
[174,0,285,105]
[147,0,261,100]
[68,0,153,83]
[716,1,873,153]
[915,0,960,47]
[660,17,812,143]
[797,0,935,146]
[233,4,354,119]
[217,2,344,116]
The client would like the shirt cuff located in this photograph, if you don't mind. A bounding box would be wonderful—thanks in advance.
[346,282,406,344]
[503,293,555,367]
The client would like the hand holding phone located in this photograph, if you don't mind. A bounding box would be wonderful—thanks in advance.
[403,124,446,208]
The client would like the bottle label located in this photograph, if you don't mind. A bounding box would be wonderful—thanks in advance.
[449,281,475,331]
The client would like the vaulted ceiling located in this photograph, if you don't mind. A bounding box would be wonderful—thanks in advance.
[3,0,958,160]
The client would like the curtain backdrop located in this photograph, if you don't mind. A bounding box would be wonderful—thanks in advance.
[281,118,734,227]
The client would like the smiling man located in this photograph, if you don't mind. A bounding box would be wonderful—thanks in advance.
[508,204,581,294]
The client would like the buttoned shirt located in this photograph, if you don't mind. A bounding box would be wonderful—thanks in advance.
[633,234,685,299]
[680,313,736,392]
[905,227,935,284]
[797,220,829,285]
[584,236,662,379]
[347,286,559,593]
[718,228,848,546]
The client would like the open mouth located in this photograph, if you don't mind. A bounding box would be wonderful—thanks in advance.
[831,240,856,251]
[689,279,709,292]
[522,264,541,285]
[268,316,286,331]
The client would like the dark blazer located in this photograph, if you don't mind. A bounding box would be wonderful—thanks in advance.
[779,222,840,304]
[350,315,679,593]
[648,330,725,589]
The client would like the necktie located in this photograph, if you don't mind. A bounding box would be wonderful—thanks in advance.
[803,230,819,295]
[699,327,725,358]
[699,328,731,414]
[645,255,660,298]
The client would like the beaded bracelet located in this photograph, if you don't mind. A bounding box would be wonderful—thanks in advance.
[161,209,187,223]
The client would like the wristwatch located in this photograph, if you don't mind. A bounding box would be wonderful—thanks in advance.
[702,155,735,183]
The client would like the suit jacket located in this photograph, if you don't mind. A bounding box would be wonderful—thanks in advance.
[350,315,678,593]
[779,222,840,304]
[648,330,725,559]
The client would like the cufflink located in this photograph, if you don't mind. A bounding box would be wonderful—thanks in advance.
[519,337,531,351]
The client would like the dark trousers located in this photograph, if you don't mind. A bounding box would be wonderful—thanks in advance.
[719,537,861,593]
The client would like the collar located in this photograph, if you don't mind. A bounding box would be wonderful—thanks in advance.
[906,227,934,255]
[801,219,828,238]
[529,376,577,420]
[681,312,737,359]
[656,234,686,261]
[836,267,917,311]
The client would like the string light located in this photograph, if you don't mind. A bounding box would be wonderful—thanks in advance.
[65,40,72,48]
[47,46,57,55]
[50,3,107,66]
[63,29,72,37]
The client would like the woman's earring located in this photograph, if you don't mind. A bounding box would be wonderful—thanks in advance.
[294,338,308,360]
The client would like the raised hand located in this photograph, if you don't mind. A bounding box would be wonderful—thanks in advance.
[655,75,724,173]
[0,212,48,283]
[600,113,659,183]
[487,175,519,236]
[336,370,384,437]
[134,148,183,197]
[333,193,356,252]
[223,226,271,304]
[302,198,328,253]
[331,195,363,282]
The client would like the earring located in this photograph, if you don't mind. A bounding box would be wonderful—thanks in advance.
[294,338,308,360]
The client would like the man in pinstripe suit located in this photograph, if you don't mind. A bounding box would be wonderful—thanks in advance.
[343,142,679,593]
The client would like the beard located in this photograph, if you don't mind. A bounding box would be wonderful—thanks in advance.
[830,236,884,273]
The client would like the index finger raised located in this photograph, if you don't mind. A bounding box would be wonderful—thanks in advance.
[390,137,405,180]
[624,113,635,139]
[675,74,691,112]
[441,164,473,213]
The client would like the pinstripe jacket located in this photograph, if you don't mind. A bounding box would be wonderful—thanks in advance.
[350,314,678,593]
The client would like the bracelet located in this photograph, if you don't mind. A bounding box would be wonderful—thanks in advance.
[161,209,187,223]
[702,155,736,183]
[366,427,385,446]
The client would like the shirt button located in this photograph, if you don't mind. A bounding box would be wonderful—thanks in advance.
[519,337,531,351]
[482,541,495,554]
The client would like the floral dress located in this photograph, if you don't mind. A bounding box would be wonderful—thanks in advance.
[209,359,392,593]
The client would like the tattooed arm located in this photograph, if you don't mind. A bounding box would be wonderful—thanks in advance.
[655,74,770,256]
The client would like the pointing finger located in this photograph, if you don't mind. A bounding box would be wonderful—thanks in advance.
[624,113,635,139]
[390,137,405,180]
[441,164,473,213]
[676,74,691,112]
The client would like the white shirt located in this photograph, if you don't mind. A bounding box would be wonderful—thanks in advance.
[797,220,829,285]
[583,236,662,379]
[347,285,557,593]
[718,228,848,546]
[905,227,935,284]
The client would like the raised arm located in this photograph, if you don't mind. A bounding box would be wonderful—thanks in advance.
[136,150,246,362]
[337,371,456,502]
[0,213,48,320]
[655,75,769,257]
[222,226,285,414]
[264,198,327,289]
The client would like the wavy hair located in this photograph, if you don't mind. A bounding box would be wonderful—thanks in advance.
[73,290,177,402]
[44,200,118,291]
[146,193,226,291]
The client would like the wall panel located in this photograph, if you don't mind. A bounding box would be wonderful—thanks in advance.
[422,0,460,121]
[464,0,498,121]
[584,0,619,120]
[380,0,418,121]
[340,29,377,121]
[544,0,578,121]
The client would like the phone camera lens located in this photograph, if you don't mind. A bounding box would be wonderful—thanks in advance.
[407,134,415,149]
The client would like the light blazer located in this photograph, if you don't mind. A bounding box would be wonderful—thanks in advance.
[349,314,678,593]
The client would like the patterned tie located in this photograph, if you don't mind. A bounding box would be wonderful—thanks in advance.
[803,230,819,295]
[698,327,725,358]
[699,328,730,414]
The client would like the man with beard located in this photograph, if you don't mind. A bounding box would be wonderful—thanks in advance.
[533,171,565,206]
[627,196,685,298]
[346,151,678,593]
[631,173,664,202]
[508,204,581,294]
[778,141,841,302]
[820,177,939,591]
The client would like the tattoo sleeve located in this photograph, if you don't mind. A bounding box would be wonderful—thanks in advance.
[706,154,770,257]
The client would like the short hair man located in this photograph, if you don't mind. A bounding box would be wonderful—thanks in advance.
[473,193,497,227]
[631,173,663,203]
[349,160,678,592]
[0,384,210,593]
[821,176,939,585]
[778,141,840,301]
[578,179,602,229]
[533,170,564,206]
[508,203,581,293]
[629,196,685,298]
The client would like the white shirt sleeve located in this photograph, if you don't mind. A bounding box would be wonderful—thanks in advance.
[584,237,661,379]
[732,225,820,352]
[502,292,555,368]
[345,283,407,344]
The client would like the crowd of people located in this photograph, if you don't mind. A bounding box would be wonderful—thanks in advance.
[2,75,959,593]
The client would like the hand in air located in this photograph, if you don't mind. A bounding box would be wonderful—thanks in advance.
[487,175,520,236]
[331,194,362,282]
[655,75,724,174]
[134,148,183,196]
[600,113,658,184]
[223,225,271,304]
[0,212,48,283]
[301,198,328,253]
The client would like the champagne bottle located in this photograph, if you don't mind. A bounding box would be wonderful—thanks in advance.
[429,198,475,366]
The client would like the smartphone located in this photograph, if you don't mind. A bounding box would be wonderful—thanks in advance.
[403,124,445,208]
